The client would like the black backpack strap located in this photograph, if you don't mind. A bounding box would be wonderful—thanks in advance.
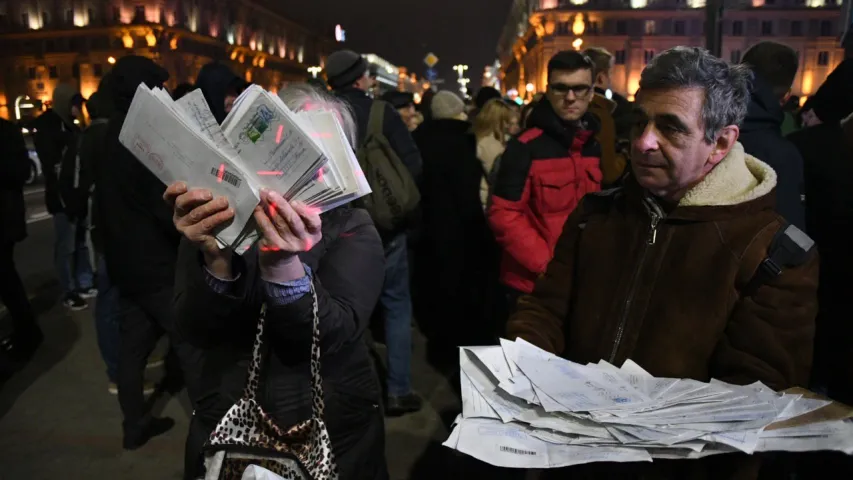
[743,223,815,296]
[368,100,386,138]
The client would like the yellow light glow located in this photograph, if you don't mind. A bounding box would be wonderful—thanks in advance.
[249,39,257,50]
[73,10,89,27]
[414,93,422,104]
[799,96,808,107]
[230,50,238,61]
[209,24,219,38]
[145,32,157,47]
[802,71,814,95]
[572,38,584,50]
[252,56,259,66]
[806,0,825,6]
[120,7,132,24]
[122,34,134,49]
[107,56,116,64]
[627,94,635,102]
[145,6,160,23]
[752,0,765,6]
[688,0,706,6]
[258,41,264,51]
[628,75,640,95]
[239,54,245,64]
[526,83,535,93]
[245,70,252,83]
[259,57,266,68]
[631,0,648,7]
[165,11,176,27]
[170,37,178,50]
[571,0,588,4]
[572,14,585,36]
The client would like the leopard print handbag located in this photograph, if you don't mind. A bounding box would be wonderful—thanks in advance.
[203,284,339,480]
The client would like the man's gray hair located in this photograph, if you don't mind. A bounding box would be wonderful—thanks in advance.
[639,46,753,143]
[278,84,357,148]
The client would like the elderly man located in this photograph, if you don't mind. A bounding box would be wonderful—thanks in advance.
[507,47,818,477]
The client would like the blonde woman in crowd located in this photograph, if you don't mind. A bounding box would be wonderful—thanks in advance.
[473,99,520,208]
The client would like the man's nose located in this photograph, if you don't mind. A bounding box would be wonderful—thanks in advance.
[634,124,660,152]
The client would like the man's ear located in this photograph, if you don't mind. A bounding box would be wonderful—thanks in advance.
[708,125,739,168]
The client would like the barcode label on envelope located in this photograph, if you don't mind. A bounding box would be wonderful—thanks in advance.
[499,446,537,456]
[210,166,243,188]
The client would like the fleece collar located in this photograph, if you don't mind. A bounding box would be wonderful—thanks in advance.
[679,142,777,208]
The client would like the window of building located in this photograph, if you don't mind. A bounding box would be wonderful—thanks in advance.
[790,21,803,36]
[732,20,743,36]
[72,63,80,79]
[27,67,36,80]
[730,50,741,63]
[49,65,58,78]
[93,63,103,77]
[820,20,832,36]
[616,20,627,35]
[645,20,656,35]
[765,0,775,4]
[36,82,44,91]
[134,5,145,22]
[644,50,655,64]
[65,9,73,24]
[556,21,569,35]
[88,8,94,23]
[674,21,686,35]
[588,21,599,34]
[113,7,120,22]
[614,50,626,65]
[21,12,29,27]
[817,51,829,66]
[761,21,773,35]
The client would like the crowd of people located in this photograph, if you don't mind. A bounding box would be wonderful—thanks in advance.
[0,39,851,479]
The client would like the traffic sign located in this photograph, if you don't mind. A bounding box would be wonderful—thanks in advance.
[425,68,438,81]
[423,52,439,68]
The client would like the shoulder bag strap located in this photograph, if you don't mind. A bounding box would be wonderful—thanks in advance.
[242,283,326,418]
[367,100,386,139]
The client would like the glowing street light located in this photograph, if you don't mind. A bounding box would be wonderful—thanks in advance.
[307,66,323,78]
[107,56,116,64]
[453,64,469,80]
[526,83,535,93]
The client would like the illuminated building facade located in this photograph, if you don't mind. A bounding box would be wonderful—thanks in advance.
[498,0,845,103]
[0,0,336,120]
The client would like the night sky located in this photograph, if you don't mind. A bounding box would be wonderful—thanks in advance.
[279,0,515,86]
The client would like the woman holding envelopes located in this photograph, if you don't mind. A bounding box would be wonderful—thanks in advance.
[167,86,387,480]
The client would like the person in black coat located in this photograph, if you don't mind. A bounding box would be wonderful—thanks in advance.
[168,86,387,480]
[98,55,205,450]
[738,41,806,230]
[0,117,42,362]
[195,63,248,124]
[412,91,499,351]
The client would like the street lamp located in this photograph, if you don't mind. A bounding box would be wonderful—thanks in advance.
[453,64,469,79]
[307,66,322,78]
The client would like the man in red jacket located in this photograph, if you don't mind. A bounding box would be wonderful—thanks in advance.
[489,51,602,316]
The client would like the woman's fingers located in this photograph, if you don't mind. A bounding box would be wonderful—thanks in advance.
[174,188,215,216]
[177,196,229,229]
[164,182,188,206]
[253,206,284,250]
[291,202,322,234]
[265,190,307,238]
[184,207,235,238]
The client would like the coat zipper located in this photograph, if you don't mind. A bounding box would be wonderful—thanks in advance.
[608,196,664,363]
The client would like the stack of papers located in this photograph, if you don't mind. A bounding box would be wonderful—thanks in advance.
[445,339,853,468]
[119,84,371,253]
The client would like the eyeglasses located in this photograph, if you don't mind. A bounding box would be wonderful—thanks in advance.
[549,83,592,98]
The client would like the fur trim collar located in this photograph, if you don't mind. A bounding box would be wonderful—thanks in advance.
[679,142,777,207]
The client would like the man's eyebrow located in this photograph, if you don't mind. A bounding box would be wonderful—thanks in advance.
[655,113,690,131]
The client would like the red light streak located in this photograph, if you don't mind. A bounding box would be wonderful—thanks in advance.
[275,124,284,144]
[216,163,225,183]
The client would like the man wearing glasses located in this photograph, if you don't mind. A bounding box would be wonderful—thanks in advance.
[488,50,602,322]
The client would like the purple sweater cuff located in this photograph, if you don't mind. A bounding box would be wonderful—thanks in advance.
[203,264,312,306]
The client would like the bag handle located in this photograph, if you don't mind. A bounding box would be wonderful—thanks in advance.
[243,283,326,419]
[367,100,386,139]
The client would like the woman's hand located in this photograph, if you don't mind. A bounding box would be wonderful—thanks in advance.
[253,189,322,282]
[164,182,235,277]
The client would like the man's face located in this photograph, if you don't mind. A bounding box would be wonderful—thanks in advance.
[546,69,593,122]
[355,72,374,92]
[397,105,417,129]
[224,94,236,115]
[631,87,736,201]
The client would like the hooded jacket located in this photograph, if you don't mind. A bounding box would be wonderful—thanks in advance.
[488,99,602,294]
[96,56,179,295]
[32,83,84,216]
[738,75,805,231]
[196,62,246,124]
[508,143,817,478]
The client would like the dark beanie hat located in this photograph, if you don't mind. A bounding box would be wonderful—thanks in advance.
[325,50,368,90]
[381,91,415,110]
[475,87,502,110]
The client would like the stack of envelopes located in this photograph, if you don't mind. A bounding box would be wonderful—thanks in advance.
[445,339,853,468]
[119,84,371,253]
